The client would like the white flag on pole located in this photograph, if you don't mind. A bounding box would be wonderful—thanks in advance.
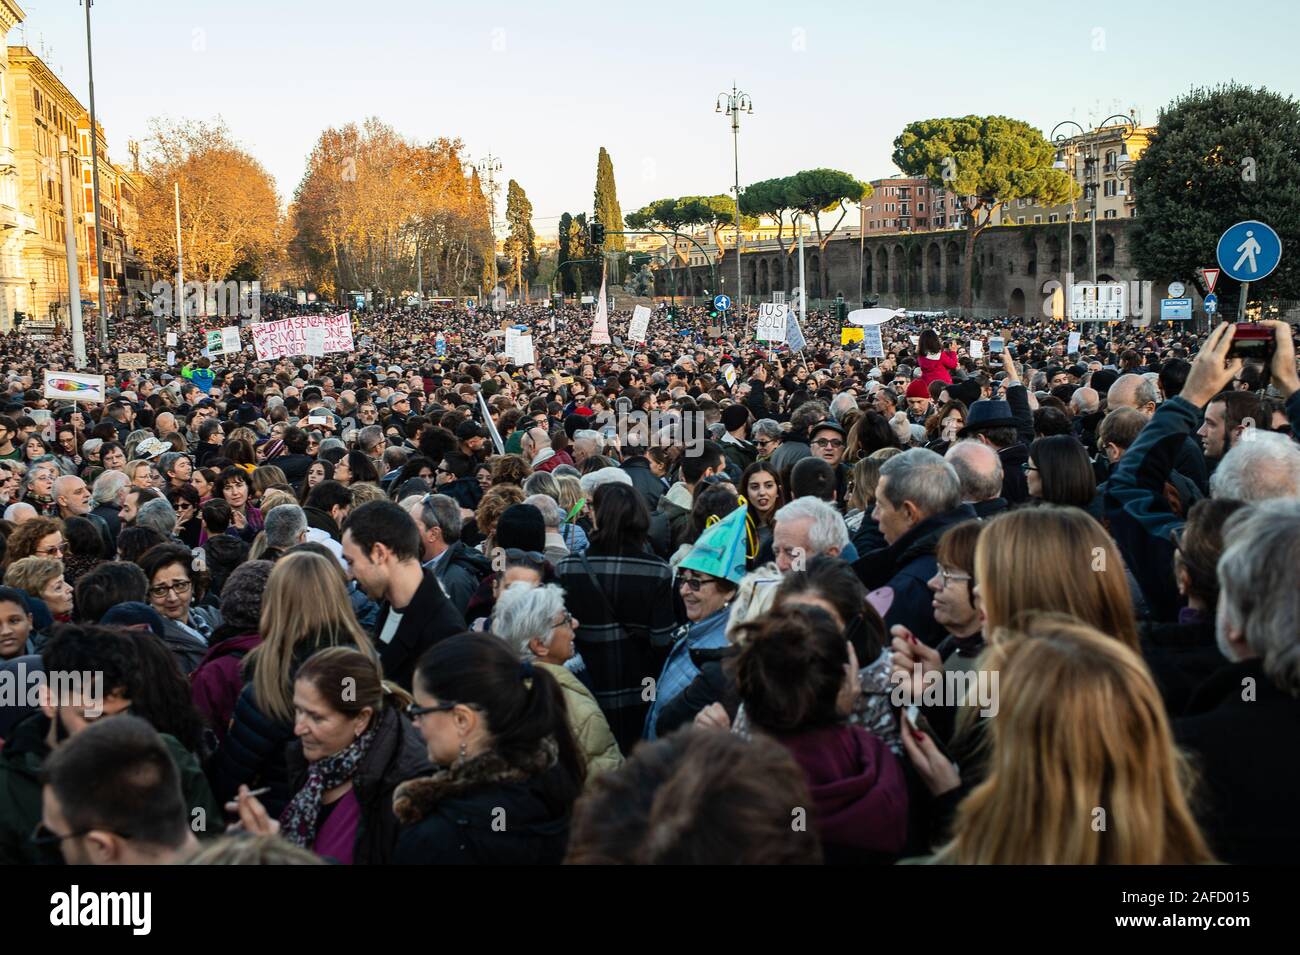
[590,268,611,345]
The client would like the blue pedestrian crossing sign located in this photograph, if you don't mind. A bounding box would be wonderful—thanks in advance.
[1204,293,1218,315]
[713,294,731,312]
[1217,220,1282,282]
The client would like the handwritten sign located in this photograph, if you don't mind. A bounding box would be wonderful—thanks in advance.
[117,353,148,370]
[251,313,354,361]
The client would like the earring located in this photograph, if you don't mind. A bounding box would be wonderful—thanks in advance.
[457,740,467,763]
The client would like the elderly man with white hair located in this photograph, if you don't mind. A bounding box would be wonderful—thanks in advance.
[3,501,35,525]
[571,430,602,468]
[1174,502,1300,864]
[772,497,850,573]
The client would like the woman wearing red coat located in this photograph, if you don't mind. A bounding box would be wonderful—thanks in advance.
[916,329,959,388]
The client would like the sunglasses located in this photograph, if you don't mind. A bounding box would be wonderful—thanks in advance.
[678,574,716,592]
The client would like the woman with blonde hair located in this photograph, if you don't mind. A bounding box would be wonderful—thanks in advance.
[972,506,1138,649]
[905,613,1213,865]
[250,465,289,504]
[4,555,73,622]
[211,550,374,816]
[553,474,589,552]
[891,506,1140,827]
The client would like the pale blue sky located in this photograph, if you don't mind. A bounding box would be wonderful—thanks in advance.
[19,0,1300,237]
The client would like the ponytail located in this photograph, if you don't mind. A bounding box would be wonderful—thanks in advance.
[415,634,587,800]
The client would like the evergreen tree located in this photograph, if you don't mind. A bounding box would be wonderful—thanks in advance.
[504,179,538,297]
[557,212,573,294]
[593,147,625,252]
[1132,83,1300,302]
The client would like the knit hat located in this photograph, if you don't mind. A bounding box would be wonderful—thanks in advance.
[101,602,167,639]
[905,379,931,400]
[494,504,546,553]
[721,404,750,432]
[219,560,274,632]
[946,378,982,408]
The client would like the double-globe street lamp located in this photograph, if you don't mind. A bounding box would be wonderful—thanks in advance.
[716,86,752,312]
[1052,112,1137,322]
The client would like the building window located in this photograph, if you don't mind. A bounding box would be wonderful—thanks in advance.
[918,202,925,212]
[1104,180,1118,198]
[1017,217,1025,224]
[1034,215,1042,223]
[1104,209,1118,219]
[1048,213,1059,223]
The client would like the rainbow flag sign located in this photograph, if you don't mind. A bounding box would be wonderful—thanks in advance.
[43,371,106,404]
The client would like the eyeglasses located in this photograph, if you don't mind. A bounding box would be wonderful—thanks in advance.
[408,700,471,719]
[678,574,716,592]
[32,821,132,847]
[36,544,65,556]
[553,611,575,629]
[811,439,845,449]
[149,580,192,599]
[936,567,972,590]
[1021,462,1039,473]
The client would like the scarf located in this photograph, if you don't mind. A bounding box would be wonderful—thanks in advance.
[279,723,377,849]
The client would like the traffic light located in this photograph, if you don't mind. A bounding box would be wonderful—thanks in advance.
[590,221,606,248]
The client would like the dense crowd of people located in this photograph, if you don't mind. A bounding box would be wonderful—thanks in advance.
[0,296,1297,865]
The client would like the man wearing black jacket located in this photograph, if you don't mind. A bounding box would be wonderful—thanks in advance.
[342,500,466,690]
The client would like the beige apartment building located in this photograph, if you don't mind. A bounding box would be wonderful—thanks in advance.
[999,121,1155,226]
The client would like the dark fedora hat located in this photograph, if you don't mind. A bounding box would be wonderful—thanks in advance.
[958,399,1018,437]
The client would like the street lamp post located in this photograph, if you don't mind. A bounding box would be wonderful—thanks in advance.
[1051,121,1085,322]
[82,0,109,348]
[1052,113,1136,326]
[478,153,503,298]
[716,85,752,316]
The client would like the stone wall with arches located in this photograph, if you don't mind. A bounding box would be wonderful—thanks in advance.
[661,218,1152,318]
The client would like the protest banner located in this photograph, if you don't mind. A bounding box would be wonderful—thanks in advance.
[117,353,148,370]
[628,305,651,343]
[251,313,354,361]
[756,303,789,342]
[841,327,865,345]
[862,326,885,358]
[44,370,106,403]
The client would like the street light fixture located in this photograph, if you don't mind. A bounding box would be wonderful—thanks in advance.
[1051,113,1137,323]
[716,84,752,316]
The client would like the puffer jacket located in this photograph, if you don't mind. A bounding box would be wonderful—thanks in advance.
[393,739,573,865]
[538,662,623,785]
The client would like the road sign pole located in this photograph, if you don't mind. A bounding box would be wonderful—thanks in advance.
[1237,282,1249,323]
